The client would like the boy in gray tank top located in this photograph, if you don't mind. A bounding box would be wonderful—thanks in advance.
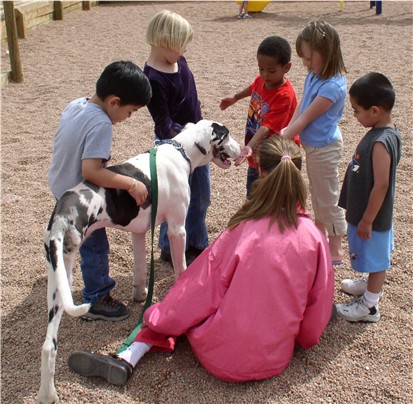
[336,73,401,323]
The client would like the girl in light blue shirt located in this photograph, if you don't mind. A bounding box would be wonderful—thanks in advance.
[282,20,347,265]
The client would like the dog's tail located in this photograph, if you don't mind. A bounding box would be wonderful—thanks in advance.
[45,224,91,318]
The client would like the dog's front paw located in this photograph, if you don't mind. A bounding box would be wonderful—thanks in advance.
[132,286,147,303]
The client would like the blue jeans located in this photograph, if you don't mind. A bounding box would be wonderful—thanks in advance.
[246,167,259,197]
[159,164,211,253]
[79,227,115,303]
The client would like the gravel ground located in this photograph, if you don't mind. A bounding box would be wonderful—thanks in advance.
[1,1,412,403]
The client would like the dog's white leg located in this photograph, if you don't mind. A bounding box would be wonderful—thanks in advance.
[38,264,64,404]
[131,232,147,302]
[168,224,187,279]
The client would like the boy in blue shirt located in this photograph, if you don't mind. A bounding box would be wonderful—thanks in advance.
[48,61,152,321]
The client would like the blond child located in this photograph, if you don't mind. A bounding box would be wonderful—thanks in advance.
[143,10,208,264]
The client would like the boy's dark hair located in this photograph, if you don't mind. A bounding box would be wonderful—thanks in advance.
[96,61,152,106]
[349,72,395,111]
[257,36,291,66]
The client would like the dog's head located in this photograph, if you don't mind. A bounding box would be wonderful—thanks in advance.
[192,120,240,169]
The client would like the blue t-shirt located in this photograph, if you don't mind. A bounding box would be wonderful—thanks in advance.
[143,56,202,140]
[299,72,347,147]
[48,98,112,199]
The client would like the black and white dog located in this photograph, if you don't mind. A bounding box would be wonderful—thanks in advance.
[37,120,240,403]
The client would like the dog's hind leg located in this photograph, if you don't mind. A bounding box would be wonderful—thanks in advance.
[38,242,88,403]
[131,232,147,302]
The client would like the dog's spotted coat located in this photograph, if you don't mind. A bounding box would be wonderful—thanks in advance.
[37,120,240,403]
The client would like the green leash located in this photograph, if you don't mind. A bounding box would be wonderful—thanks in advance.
[116,147,158,354]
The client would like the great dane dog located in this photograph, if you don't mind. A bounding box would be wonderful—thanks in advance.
[37,120,240,403]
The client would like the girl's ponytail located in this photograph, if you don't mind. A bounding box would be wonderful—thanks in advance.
[228,137,306,232]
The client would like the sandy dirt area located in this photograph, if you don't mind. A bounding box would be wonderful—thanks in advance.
[1,1,412,403]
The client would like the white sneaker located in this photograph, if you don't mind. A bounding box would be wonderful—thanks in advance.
[341,275,368,296]
[335,296,380,323]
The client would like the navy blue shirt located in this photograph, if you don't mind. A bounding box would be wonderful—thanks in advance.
[144,56,202,139]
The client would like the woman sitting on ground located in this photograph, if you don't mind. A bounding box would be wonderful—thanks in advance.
[68,137,334,384]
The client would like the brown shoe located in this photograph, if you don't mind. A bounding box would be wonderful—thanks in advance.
[68,350,133,386]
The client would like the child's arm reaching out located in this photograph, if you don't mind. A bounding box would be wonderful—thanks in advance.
[281,96,333,139]
[220,86,251,111]
[234,125,271,166]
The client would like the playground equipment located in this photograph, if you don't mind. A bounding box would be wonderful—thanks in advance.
[340,1,382,14]
[236,1,271,13]
[370,1,382,15]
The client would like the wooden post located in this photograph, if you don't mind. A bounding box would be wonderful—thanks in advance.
[83,1,91,11]
[3,1,24,83]
[14,5,27,38]
[54,1,63,20]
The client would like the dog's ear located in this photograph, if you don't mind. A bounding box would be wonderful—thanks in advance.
[211,122,229,145]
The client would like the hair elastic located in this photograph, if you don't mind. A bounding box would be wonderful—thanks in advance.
[281,155,291,161]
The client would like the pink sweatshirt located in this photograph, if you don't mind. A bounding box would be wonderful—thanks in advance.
[137,215,334,382]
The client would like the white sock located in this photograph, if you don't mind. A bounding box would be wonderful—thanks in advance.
[117,342,152,367]
[363,290,381,308]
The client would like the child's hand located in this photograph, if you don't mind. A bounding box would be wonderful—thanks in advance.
[235,146,252,166]
[128,181,148,205]
[357,220,372,240]
[219,97,236,111]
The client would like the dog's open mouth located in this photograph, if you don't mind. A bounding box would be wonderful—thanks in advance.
[214,149,231,168]
[220,152,230,164]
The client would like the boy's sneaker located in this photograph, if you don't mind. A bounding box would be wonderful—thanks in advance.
[341,276,368,296]
[237,13,244,19]
[82,293,130,322]
[335,296,380,323]
[243,13,253,19]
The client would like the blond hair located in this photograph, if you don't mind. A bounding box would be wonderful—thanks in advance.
[228,137,306,232]
[146,10,193,53]
[296,20,347,79]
